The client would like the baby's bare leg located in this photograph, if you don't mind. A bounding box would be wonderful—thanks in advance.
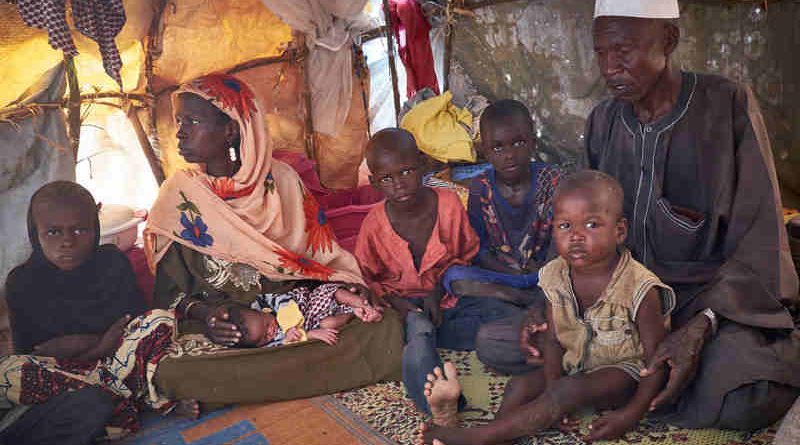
[319,314,354,329]
[422,368,636,445]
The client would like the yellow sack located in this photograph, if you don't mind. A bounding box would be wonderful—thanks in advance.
[401,91,475,163]
[275,300,307,343]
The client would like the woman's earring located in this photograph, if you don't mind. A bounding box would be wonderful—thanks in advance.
[229,146,238,162]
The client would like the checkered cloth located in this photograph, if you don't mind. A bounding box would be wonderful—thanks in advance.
[14,0,126,87]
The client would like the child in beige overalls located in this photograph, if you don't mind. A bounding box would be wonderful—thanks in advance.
[419,171,677,445]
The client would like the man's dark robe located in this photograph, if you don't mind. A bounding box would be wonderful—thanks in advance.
[584,71,800,428]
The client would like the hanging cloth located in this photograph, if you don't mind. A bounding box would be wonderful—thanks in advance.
[389,0,440,97]
[14,0,126,87]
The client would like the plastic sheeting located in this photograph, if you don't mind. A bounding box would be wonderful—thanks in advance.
[0,63,74,293]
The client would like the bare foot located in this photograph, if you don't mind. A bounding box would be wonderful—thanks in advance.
[423,362,461,427]
[174,399,200,419]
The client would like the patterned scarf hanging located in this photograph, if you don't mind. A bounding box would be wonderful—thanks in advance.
[14,0,126,87]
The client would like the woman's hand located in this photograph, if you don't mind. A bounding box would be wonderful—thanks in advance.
[308,328,339,345]
[205,306,242,346]
[519,306,548,365]
[640,312,711,411]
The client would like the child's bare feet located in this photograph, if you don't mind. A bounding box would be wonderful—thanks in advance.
[423,362,461,427]
[174,399,200,419]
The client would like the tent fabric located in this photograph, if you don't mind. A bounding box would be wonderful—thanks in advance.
[152,0,291,91]
[0,62,74,296]
[259,0,372,136]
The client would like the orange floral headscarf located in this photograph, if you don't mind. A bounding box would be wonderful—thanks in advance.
[144,73,363,285]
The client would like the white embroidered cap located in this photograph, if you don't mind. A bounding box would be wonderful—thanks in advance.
[594,0,680,19]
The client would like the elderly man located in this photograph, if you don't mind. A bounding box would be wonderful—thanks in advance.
[473,0,800,436]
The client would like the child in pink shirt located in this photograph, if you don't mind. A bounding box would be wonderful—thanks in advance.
[355,128,520,418]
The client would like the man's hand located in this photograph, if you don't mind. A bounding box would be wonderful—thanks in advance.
[519,306,548,365]
[205,306,242,346]
[640,312,711,410]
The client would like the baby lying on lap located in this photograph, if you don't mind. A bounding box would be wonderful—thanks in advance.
[230,284,382,348]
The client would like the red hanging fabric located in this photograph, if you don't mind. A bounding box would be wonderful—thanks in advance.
[389,0,440,97]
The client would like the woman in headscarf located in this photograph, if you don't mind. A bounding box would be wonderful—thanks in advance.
[145,73,381,347]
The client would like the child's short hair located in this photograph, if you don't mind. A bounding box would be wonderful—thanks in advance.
[479,99,534,136]
[365,127,422,171]
[554,170,624,218]
[27,181,100,248]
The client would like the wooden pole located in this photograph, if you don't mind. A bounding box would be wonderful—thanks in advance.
[127,106,166,185]
[381,0,402,123]
[443,25,454,92]
[64,56,81,161]
[143,0,169,181]
[295,33,316,160]
[228,49,305,75]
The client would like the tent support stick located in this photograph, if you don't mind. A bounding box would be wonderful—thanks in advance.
[144,0,169,176]
[228,49,306,75]
[443,25,453,91]
[65,56,81,161]
[128,106,166,185]
[381,0,402,123]
[296,34,316,160]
